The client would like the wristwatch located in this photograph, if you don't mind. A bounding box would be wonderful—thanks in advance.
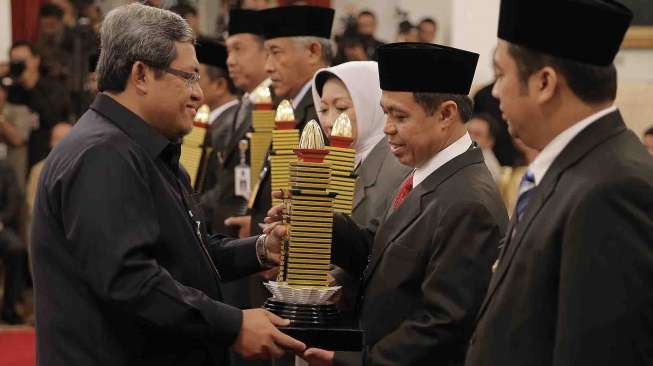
[256,234,276,268]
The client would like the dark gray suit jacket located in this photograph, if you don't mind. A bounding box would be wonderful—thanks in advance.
[465,110,653,366]
[332,146,508,366]
[351,138,412,231]
[201,100,245,236]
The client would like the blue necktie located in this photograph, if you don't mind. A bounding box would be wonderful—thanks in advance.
[515,170,536,220]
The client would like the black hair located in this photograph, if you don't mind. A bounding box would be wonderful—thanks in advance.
[10,40,38,57]
[413,93,474,122]
[644,126,653,137]
[418,17,437,27]
[39,4,64,19]
[507,43,617,104]
[358,10,376,20]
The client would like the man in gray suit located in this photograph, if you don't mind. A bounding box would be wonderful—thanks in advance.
[197,40,241,234]
[295,43,508,366]
[249,6,335,237]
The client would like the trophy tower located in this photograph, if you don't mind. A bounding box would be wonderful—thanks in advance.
[263,121,362,351]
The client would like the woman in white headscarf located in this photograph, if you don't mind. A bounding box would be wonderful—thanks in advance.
[312,61,411,230]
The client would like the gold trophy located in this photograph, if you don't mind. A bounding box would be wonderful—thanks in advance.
[248,85,274,198]
[325,113,357,215]
[269,100,299,207]
[180,104,212,191]
[263,121,362,351]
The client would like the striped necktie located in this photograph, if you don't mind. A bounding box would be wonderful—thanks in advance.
[515,170,536,220]
[392,173,414,209]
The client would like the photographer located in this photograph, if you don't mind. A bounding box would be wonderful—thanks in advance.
[7,41,72,168]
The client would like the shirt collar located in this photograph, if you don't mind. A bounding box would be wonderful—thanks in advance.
[208,99,239,125]
[413,132,473,188]
[291,81,312,110]
[529,105,617,185]
[89,93,171,160]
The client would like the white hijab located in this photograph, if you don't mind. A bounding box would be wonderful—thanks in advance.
[311,61,386,166]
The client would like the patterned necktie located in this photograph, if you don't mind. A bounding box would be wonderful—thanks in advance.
[515,170,536,220]
[392,173,414,209]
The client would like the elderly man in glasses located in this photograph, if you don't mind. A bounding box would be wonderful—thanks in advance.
[29,4,304,366]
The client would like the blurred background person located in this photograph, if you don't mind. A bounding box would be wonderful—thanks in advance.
[356,10,384,60]
[473,81,519,166]
[498,137,538,217]
[467,113,502,182]
[396,20,419,42]
[36,3,75,81]
[643,126,653,157]
[417,17,437,43]
[7,41,72,169]
[0,158,27,325]
[0,82,36,187]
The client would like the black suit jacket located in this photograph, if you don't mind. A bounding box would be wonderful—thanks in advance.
[31,94,264,366]
[332,147,508,366]
[249,90,317,235]
[465,110,653,366]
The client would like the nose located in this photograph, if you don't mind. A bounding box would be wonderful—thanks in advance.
[191,81,203,103]
[264,53,274,74]
[383,118,396,136]
[227,53,236,68]
[491,82,499,99]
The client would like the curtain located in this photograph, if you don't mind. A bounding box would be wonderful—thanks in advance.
[11,0,47,43]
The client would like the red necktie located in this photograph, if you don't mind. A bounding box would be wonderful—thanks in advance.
[392,174,414,209]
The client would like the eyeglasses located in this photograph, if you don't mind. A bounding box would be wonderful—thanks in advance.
[160,67,200,88]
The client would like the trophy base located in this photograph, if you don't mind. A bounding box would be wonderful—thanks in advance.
[263,298,364,351]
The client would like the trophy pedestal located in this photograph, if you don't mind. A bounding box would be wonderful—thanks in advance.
[263,298,364,351]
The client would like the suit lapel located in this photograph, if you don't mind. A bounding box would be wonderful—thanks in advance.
[352,140,386,210]
[223,100,251,165]
[363,147,484,286]
[476,111,627,319]
[293,91,315,132]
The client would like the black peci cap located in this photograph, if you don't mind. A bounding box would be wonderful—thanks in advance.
[260,6,334,40]
[228,9,263,36]
[498,0,632,66]
[195,40,228,69]
[378,42,478,95]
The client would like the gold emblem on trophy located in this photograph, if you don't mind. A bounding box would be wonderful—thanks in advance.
[248,84,274,200]
[325,113,357,215]
[180,104,212,190]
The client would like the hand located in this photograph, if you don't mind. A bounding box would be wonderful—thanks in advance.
[264,190,290,224]
[225,215,251,238]
[260,267,279,281]
[299,347,335,366]
[232,309,306,360]
[262,222,287,262]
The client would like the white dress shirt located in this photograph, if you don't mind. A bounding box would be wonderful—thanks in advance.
[529,105,617,185]
[208,99,239,125]
[413,132,473,188]
[291,81,312,110]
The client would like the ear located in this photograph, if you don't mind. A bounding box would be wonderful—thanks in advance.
[437,100,459,129]
[307,41,323,66]
[215,77,228,96]
[130,61,151,95]
[531,66,558,104]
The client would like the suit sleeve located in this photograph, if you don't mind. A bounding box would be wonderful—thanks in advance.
[367,201,501,366]
[331,213,376,279]
[207,234,262,281]
[553,177,653,365]
[61,145,243,345]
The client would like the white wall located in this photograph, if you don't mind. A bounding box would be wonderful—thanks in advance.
[0,0,12,62]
